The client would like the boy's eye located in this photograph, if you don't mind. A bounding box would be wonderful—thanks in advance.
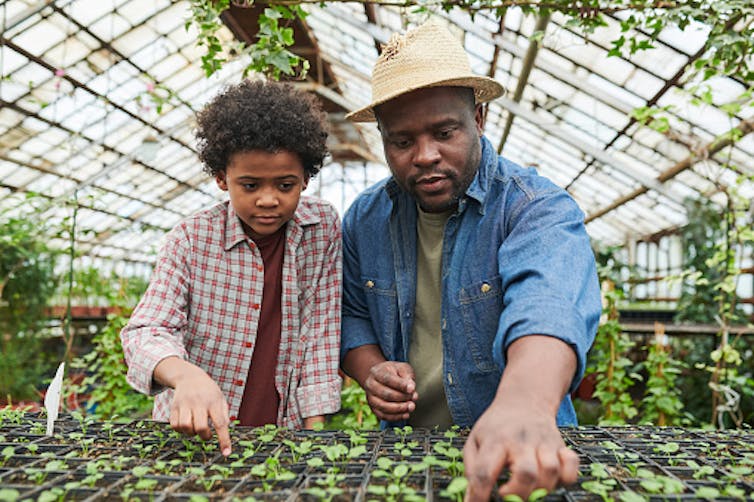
[242,183,257,190]
[279,182,295,191]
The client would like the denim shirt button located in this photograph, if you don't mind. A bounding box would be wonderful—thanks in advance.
[447,372,453,385]
[442,318,447,329]
[365,280,374,288]
[481,283,491,293]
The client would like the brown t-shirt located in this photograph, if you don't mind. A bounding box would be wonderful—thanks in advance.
[237,226,286,426]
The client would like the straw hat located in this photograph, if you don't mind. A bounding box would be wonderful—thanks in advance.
[346,20,505,122]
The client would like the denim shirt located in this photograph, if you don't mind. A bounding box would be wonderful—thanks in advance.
[341,136,601,427]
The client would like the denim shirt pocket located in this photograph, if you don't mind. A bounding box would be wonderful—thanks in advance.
[361,276,397,358]
[459,275,503,373]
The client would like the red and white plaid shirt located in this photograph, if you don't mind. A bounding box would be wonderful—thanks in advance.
[121,197,342,427]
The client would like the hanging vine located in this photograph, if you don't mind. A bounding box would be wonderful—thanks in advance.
[185,0,754,92]
[588,285,641,425]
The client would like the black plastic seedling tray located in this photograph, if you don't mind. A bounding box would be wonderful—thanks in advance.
[0,414,752,501]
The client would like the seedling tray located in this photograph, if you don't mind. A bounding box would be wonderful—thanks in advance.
[0,413,752,501]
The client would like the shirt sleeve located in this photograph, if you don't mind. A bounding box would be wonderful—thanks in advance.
[120,224,191,396]
[492,184,602,392]
[295,207,343,418]
[340,203,381,362]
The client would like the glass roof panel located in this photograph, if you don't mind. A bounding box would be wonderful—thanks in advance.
[2,0,752,259]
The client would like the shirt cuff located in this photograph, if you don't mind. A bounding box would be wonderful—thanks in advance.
[296,378,343,418]
[125,334,186,396]
[494,295,588,393]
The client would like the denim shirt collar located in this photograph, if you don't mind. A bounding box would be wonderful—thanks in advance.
[384,135,497,217]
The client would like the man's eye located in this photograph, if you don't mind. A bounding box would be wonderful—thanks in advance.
[437,129,453,139]
[392,139,411,148]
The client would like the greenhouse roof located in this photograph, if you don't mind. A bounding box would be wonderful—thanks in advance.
[1,0,753,266]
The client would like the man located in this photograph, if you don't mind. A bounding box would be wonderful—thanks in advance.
[340,20,602,501]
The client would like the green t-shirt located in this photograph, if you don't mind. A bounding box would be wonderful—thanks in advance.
[407,206,454,429]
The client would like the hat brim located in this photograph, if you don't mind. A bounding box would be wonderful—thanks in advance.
[345,75,505,122]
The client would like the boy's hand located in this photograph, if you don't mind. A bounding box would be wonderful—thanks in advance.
[154,357,232,456]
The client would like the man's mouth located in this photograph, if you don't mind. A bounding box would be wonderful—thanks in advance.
[415,175,449,192]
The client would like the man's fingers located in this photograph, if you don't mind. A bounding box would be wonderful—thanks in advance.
[534,446,561,491]
[367,379,415,403]
[393,363,416,393]
[368,394,415,421]
[373,363,415,394]
[558,447,580,485]
[463,434,506,502]
[497,449,539,500]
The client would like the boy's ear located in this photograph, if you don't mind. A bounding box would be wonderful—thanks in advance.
[215,172,228,191]
[302,174,309,190]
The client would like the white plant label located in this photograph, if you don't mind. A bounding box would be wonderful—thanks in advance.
[45,362,65,436]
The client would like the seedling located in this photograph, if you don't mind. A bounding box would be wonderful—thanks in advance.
[283,438,314,462]
[581,463,617,502]
[70,410,95,435]
[367,456,425,502]
[36,481,81,502]
[122,465,159,499]
[0,488,20,502]
[151,458,183,475]
[501,488,548,501]
[426,440,464,477]
[0,446,14,467]
[303,469,346,502]
[68,431,95,456]
[248,452,297,491]
[0,406,28,426]
[439,476,467,502]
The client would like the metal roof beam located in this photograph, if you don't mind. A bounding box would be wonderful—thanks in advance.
[497,13,550,153]
[495,95,688,206]
[585,117,754,223]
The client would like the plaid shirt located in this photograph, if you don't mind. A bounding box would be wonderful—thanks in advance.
[121,197,342,427]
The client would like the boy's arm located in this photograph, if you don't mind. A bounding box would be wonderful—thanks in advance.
[295,206,343,422]
[121,225,192,396]
[120,224,233,454]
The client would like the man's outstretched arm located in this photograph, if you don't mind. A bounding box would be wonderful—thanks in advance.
[463,335,580,501]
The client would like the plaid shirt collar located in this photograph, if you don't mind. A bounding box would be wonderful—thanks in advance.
[223,199,322,251]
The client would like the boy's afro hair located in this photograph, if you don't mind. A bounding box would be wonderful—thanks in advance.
[196,79,329,178]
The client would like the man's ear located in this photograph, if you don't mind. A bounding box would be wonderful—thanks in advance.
[215,172,228,191]
[474,104,485,135]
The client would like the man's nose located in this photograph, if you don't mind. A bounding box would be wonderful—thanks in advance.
[413,137,441,167]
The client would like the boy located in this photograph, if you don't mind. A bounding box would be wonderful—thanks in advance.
[121,80,342,456]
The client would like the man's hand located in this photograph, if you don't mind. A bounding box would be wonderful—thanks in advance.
[341,344,418,422]
[363,361,418,421]
[463,335,580,501]
[463,400,578,501]
[154,357,232,457]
